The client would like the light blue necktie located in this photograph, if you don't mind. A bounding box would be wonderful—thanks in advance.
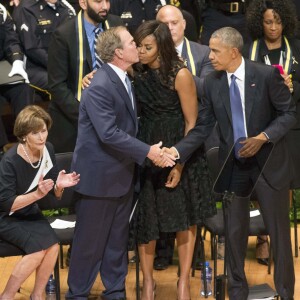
[125,75,134,110]
[230,74,246,158]
[94,27,103,69]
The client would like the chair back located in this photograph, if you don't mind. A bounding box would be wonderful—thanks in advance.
[206,147,221,182]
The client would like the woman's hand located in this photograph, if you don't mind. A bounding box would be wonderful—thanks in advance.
[36,176,54,198]
[56,170,80,190]
[165,164,184,188]
[82,70,96,89]
[281,72,293,92]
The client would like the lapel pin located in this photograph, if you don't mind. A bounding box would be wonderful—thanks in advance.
[251,83,256,87]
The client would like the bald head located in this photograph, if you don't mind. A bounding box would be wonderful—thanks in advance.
[156,5,186,46]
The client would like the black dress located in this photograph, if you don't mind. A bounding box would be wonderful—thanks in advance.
[0,142,59,254]
[134,64,216,244]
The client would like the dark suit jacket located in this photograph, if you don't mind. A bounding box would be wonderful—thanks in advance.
[175,59,296,190]
[47,12,123,153]
[71,64,150,198]
[181,38,213,99]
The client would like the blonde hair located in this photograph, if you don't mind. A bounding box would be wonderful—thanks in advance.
[14,105,52,143]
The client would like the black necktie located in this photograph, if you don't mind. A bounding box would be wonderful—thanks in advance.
[94,27,103,69]
[229,74,246,158]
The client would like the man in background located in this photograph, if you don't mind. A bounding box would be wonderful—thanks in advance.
[13,0,76,92]
[0,3,33,155]
[47,0,122,153]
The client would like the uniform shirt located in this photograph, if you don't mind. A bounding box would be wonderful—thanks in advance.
[110,0,163,35]
[12,0,75,68]
[110,0,198,41]
[0,4,23,63]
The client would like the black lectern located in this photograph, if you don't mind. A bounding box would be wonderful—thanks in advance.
[207,138,275,300]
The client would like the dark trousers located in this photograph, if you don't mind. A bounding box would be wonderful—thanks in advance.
[66,187,134,300]
[225,161,294,300]
[0,83,34,146]
[27,63,48,91]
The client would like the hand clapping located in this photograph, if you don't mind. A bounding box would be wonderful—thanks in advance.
[36,175,54,198]
[56,170,80,189]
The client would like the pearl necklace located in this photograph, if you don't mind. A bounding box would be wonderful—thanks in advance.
[21,143,42,169]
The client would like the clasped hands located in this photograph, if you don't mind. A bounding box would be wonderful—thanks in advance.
[147,142,177,168]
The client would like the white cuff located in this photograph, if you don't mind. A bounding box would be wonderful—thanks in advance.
[171,146,180,159]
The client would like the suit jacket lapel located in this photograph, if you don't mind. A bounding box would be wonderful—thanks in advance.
[244,60,256,127]
[219,72,232,124]
[181,40,190,70]
[104,64,137,127]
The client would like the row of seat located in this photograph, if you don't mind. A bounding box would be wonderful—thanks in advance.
[0,149,299,299]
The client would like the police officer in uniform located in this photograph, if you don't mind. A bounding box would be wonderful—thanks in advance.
[196,0,251,45]
[12,0,76,92]
[0,3,33,152]
[110,0,198,41]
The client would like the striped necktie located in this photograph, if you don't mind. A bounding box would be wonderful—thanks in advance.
[125,75,134,109]
[94,27,103,69]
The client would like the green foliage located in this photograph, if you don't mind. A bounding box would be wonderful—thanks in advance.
[290,189,300,221]
[42,208,69,217]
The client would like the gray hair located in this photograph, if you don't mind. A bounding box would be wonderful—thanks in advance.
[96,26,127,63]
[211,27,244,52]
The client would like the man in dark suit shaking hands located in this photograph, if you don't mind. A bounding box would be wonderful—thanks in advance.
[66,26,175,300]
[165,27,296,300]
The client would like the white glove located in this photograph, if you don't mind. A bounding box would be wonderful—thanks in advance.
[8,60,29,83]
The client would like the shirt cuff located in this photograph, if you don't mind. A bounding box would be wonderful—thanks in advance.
[262,132,270,142]
[171,146,180,159]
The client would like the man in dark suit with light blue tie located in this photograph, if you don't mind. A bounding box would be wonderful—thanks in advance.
[66,26,175,300]
[165,27,296,300]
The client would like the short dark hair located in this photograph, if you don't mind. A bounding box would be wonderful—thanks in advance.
[14,105,52,143]
[134,20,181,80]
[246,0,298,39]
[211,27,244,52]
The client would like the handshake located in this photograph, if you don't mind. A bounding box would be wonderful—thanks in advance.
[147,141,178,168]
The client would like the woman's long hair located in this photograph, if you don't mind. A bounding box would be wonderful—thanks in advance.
[246,0,298,40]
[134,20,181,80]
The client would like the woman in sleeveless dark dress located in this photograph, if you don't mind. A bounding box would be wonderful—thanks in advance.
[133,21,216,300]
[0,105,80,300]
